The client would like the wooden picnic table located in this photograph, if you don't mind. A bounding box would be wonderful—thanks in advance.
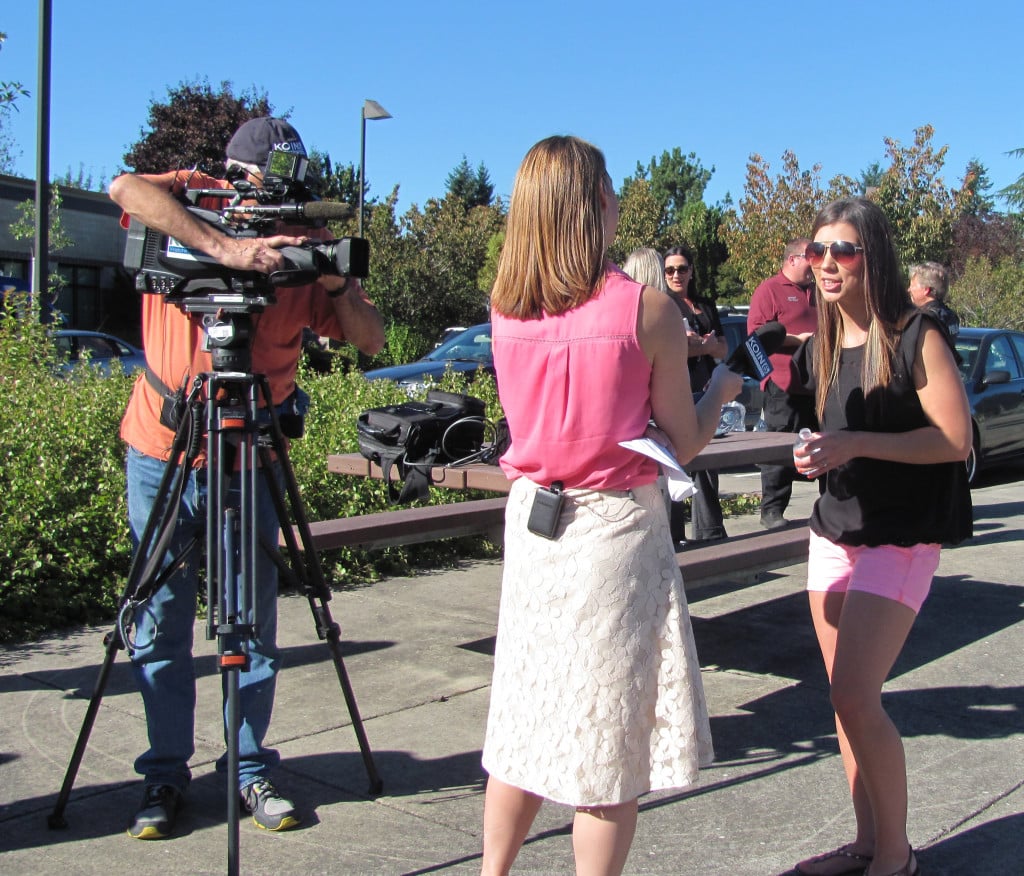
[327,429,798,494]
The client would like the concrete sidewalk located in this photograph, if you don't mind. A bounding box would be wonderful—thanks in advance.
[1,473,1022,875]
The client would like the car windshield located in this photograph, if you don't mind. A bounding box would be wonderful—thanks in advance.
[422,326,492,364]
[954,337,980,379]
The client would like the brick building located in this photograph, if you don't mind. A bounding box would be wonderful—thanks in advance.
[0,173,140,343]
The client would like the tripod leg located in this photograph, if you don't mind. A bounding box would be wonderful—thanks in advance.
[256,378,383,794]
[309,603,384,796]
[47,630,123,828]
[48,420,199,829]
[226,666,241,876]
[207,383,256,876]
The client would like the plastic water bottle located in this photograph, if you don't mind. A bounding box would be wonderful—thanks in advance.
[793,428,814,465]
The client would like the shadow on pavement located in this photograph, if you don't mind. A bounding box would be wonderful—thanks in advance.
[0,745,487,855]
[0,638,396,699]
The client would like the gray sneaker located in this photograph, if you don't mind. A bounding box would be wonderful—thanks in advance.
[127,784,182,840]
[241,779,300,831]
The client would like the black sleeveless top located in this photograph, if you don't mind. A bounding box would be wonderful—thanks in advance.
[794,311,972,547]
[672,294,723,392]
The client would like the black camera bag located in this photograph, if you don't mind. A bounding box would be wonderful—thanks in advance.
[356,390,496,503]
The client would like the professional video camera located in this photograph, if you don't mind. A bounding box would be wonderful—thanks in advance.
[122,148,369,313]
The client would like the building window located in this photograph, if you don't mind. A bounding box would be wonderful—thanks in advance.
[1,259,29,280]
[54,264,102,328]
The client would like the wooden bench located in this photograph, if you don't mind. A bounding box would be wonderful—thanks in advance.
[288,498,808,587]
[285,497,508,551]
[677,519,809,587]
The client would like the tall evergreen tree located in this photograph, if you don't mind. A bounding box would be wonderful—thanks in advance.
[960,159,996,216]
[998,147,1024,210]
[445,156,494,208]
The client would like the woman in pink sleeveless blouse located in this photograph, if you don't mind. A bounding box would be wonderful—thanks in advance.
[480,136,741,876]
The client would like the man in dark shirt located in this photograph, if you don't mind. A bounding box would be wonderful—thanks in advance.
[747,239,818,529]
[909,261,960,340]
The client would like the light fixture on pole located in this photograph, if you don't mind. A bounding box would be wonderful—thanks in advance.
[358,100,392,237]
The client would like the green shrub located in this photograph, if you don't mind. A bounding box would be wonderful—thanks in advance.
[0,311,502,642]
[0,300,133,640]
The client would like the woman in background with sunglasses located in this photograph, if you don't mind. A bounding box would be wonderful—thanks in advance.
[663,245,729,545]
[790,198,972,876]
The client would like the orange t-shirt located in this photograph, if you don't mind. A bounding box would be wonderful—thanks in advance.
[119,171,353,461]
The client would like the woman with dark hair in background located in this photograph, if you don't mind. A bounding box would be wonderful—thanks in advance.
[480,136,741,875]
[663,245,728,544]
[791,198,972,876]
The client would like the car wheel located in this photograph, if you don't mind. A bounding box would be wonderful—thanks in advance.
[965,430,979,486]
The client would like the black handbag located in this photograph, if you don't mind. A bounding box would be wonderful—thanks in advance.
[356,390,505,503]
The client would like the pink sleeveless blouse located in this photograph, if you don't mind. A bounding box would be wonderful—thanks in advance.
[491,264,658,490]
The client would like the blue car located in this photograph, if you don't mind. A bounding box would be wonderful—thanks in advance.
[364,323,494,394]
[53,329,146,377]
[955,327,1024,484]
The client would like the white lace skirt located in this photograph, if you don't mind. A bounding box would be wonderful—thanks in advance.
[482,478,714,807]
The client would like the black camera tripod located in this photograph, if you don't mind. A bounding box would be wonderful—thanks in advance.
[48,314,382,875]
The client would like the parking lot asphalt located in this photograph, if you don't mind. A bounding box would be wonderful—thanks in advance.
[1,468,1022,875]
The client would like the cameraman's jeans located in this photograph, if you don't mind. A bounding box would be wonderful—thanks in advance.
[126,447,283,794]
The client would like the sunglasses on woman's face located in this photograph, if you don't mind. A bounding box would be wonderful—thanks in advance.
[664,265,691,276]
[805,240,864,268]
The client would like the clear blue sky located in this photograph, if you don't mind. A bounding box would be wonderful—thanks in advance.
[3,1,1022,215]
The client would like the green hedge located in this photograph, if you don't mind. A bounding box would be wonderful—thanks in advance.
[0,304,502,643]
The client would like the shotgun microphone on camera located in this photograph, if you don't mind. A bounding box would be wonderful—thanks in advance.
[220,201,355,222]
[725,320,786,380]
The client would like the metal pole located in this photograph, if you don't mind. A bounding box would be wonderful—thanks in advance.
[358,108,366,237]
[357,100,392,239]
[33,0,52,299]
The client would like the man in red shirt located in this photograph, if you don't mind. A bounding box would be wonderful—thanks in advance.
[747,239,818,529]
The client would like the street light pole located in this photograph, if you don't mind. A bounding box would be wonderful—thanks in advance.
[358,100,392,238]
[33,0,53,298]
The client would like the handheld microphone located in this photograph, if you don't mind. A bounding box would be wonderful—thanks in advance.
[725,321,786,380]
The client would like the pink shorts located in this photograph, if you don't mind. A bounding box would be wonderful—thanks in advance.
[806,530,940,613]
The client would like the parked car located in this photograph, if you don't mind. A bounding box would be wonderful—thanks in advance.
[364,323,494,394]
[954,327,1024,484]
[718,315,767,430]
[366,318,766,431]
[52,329,146,377]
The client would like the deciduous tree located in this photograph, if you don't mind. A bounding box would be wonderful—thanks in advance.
[357,191,506,360]
[122,79,273,176]
[871,125,973,267]
[722,151,854,292]
[950,212,1024,279]
[609,177,663,264]
[951,256,1024,330]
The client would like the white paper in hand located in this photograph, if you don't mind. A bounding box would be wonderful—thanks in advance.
[618,438,697,501]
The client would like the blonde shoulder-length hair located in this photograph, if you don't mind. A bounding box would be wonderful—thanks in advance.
[622,247,668,292]
[490,135,611,319]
